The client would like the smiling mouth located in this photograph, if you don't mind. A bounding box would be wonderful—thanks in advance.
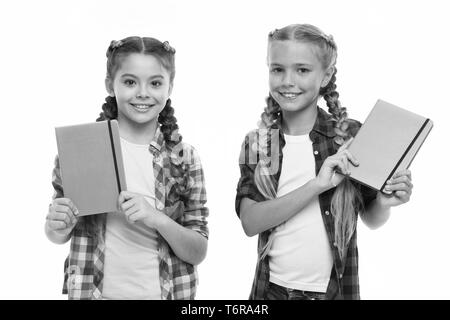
[130,103,154,111]
[279,92,302,100]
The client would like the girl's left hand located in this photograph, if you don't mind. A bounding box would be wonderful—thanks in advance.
[118,191,163,228]
[378,169,413,207]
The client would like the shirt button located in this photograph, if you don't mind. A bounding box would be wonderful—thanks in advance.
[325,210,330,215]
[313,150,319,155]
[339,274,343,279]
[333,242,337,247]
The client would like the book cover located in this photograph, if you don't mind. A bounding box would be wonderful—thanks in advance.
[345,99,433,192]
[55,120,127,216]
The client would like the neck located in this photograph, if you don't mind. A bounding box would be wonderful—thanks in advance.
[117,116,158,145]
[281,104,318,135]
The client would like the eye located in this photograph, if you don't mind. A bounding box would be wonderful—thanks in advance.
[151,80,162,87]
[270,67,283,74]
[123,79,136,86]
[297,68,310,74]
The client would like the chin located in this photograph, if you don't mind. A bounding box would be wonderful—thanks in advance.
[281,98,318,112]
[278,103,306,112]
[125,112,158,125]
[134,116,158,124]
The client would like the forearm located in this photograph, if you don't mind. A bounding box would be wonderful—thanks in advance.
[240,178,326,237]
[153,214,207,265]
[360,193,391,230]
[45,222,72,244]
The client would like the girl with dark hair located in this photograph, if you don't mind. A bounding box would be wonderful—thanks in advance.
[235,24,413,300]
[45,36,208,300]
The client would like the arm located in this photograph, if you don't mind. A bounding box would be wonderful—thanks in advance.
[240,179,325,236]
[119,147,208,266]
[119,195,208,266]
[360,194,391,230]
[360,169,413,229]
[153,213,207,265]
[238,138,357,236]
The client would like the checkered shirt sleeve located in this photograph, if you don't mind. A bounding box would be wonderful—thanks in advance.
[180,145,209,239]
[235,130,266,217]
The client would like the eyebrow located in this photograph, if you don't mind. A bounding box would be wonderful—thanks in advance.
[120,73,165,80]
[270,63,313,67]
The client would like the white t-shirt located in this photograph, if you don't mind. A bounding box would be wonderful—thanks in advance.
[102,137,161,300]
[269,134,333,292]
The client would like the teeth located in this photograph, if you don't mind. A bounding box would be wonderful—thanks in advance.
[133,104,151,110]
[281,92,300,99]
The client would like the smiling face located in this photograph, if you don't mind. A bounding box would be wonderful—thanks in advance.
[106,53,172,128]
[268,40,333,114]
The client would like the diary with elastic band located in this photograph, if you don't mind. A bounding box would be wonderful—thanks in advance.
[345,99,433,193]
[55,120,127,216]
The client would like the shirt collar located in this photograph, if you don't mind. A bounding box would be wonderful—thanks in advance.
[311,106,337,138]
[149,126,165,153]
[269,106,336,138]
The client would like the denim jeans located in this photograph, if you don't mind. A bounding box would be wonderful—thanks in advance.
[264,282,327,300]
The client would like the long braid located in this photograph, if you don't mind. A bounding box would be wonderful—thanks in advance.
[158,99,191,198]
[259,95,282,129]
[321,69,349,145]
[256,95,282,259]
[158,98,180,145]
[322,68,363,259]
[96,96,118,121]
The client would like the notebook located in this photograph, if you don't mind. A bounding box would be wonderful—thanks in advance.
[344,99,433,192]
[55,120,127,216]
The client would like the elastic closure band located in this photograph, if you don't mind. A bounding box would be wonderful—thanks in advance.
[382,118,430,190]
[107,120,122,193]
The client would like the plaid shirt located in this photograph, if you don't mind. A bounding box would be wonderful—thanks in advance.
[235,107,377,300]
[51,126,209,300]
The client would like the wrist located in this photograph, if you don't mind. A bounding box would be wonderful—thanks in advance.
[376,191,394,210]
[147,209,169,231]
[309,178,329,194]
[45,222,73,244]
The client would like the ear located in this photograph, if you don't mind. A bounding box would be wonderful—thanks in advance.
[105,78,115,97]
[321,66,335,88]
[168,83,173,97]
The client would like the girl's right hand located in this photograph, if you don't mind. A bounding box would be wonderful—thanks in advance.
[46,198,79,235]
[315,138,359,191]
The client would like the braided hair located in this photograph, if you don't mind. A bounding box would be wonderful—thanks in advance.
[82,36,185,239]
[258,24,364,260]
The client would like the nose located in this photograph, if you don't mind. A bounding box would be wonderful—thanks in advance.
[136,85,150,99]
[282,70,295,87]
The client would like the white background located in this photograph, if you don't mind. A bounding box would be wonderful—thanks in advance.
[0,0,449,299]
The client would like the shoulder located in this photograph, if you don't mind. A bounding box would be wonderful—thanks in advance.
[179,140,199,155]
[346,117,363,138]
[318,107,363,137]
[240,127,280,147]
[176,141,203,167]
